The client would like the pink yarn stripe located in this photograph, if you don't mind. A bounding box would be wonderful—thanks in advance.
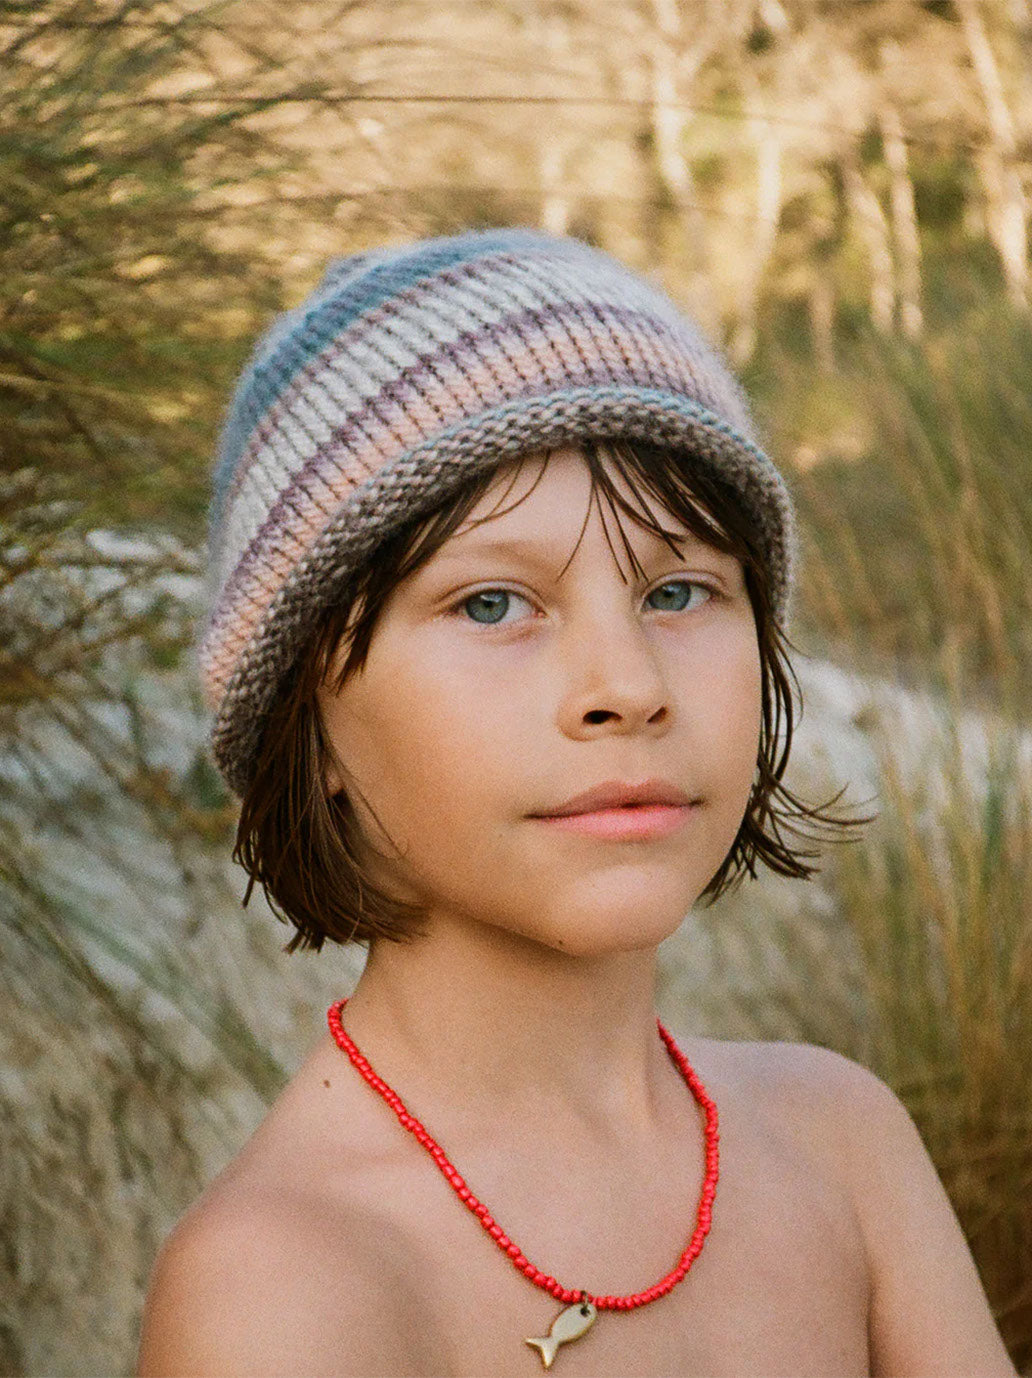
[201,317,694,710]
[219,253,583,514]
[217,304,686,578]
[221,284,684,523]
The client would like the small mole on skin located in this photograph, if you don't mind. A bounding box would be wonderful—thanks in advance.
[323,1079,330,1088]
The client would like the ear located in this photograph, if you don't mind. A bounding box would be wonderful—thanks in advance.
[314,670,347,799]
[317,717,346,798]
[323,757,345,798]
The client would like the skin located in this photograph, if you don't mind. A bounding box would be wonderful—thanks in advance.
[308,442,762,1151]
[136,446,1016,1378]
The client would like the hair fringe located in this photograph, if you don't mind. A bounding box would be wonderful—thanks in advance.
[231,439,868,952]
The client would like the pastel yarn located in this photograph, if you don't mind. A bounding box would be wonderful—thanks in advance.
[196,226,795,799]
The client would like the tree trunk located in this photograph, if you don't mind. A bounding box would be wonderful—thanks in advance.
[955,0,1028,308]
[878,98,923,339]
[842,153,895,334]
[730,69,782,365]
[533,10,572,237]
[646,0,719,330]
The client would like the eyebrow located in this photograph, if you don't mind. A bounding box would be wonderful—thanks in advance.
[433,527,723,569]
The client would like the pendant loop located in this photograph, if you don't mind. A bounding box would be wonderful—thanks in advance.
[524,1296,598,1369]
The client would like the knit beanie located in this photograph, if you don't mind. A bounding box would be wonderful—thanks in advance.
[196,225,795,800]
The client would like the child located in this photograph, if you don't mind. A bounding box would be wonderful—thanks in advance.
[136,227,1016,1377]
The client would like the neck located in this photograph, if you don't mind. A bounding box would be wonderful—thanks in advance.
[339,912,679,1144]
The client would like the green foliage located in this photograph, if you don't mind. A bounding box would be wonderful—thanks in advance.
[2,1,1031,1372]
[0,0,303,540]
[0,12,347,1366]
[744,285,1032,1370]
[751,301,1032,698]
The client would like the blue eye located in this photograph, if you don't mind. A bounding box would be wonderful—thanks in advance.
[462,589,527,624]
[645,580,707,612]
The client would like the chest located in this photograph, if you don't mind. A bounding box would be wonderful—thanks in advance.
[348,1112,871,1378]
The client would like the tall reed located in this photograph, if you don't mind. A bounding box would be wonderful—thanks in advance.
[776,318,1032,1370]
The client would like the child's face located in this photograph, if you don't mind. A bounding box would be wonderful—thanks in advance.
[317,445,762,957]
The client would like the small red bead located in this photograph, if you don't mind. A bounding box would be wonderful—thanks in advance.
[328,997,719,1314]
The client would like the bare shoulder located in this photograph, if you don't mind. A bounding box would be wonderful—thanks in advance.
[135,1183,403,1378]
[693,1035,1016,1377]
[135,1042,430,1378]
[690,1029,876,1104]
[684,1033,879,1160]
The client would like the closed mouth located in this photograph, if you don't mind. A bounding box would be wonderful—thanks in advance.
[531,778,696,819]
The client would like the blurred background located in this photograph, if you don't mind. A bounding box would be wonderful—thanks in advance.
[2,1,1031,1373]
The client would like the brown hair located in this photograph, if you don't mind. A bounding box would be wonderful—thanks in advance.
[234,437,859,954]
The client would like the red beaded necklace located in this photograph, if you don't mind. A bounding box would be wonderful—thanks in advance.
[326,996,719,1370]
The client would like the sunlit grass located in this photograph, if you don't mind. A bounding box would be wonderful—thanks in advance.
[758,318,1032,1369]
[2,3,1030,1373]
[659,315,1031,1371]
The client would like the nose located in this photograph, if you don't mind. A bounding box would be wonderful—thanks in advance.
[556,610,671,740]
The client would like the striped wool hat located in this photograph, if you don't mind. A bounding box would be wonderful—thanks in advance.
[196,225,795,800]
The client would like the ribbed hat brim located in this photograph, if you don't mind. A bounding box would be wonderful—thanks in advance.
[199,385,794,800]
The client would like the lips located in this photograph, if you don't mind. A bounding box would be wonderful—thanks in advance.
[532,779,695,818]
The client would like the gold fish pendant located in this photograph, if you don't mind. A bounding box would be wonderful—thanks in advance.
[524,1295,598,1369]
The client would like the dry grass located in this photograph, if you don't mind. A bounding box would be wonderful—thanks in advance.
[2,3,1030,1374]
[658,323,1032,1369]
